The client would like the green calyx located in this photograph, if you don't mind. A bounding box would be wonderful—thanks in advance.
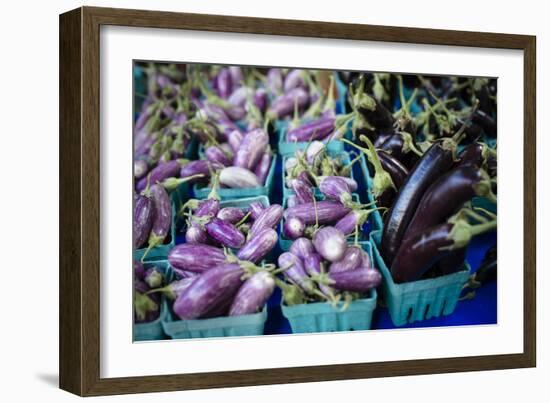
[134,292,158,322]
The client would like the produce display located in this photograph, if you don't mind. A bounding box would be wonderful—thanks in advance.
[133,62,497,340]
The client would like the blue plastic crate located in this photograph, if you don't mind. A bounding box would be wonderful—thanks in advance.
[369,230,471,327]
[133,260,172,341]
[192,156,277,200]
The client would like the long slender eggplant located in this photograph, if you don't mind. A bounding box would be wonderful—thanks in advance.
[205,217,245,248]
[219,167,260,188]
[168,244,227,273]
[217,207,246,224]
[404,164,494,240]
[328,268,382,292]
[237,228,278,263]
[284,200,350,225]
[266,87,309,119]
[134,194,155,249]
[248,201,265,220]
[289,238,315,261]
[229,271,275,316]
[249,205,284,238]
[278,252,315,293]
[136,160,183,192]
[254,152,272,185]
[290,179,314,204]
[141,184,172,259]
[233,128,269,171]
[329,246,363,273]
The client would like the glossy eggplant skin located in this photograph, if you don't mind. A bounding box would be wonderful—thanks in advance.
[381,141,454,264]
[390,222,454,283]
[359,98,394,132]
[134,194,155,249]
[379,133,406,160]
[404,164,486,240]
[378,151,409,189]
[455,142,486,169]
[284,201,350,225]
[437,248,467,276]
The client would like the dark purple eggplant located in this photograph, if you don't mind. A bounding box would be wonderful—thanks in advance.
[312,227,347,263]
[473,109,496,137]
[455,142,491,169]
[329,267,382,292]
[329,246,363,273]
[168,244,226,273]
[229,271,275,316]
[391,218,496,283]
[134,194,155,249]
[283,216,305,239]
[254,152,272,185]
[289,238,315,261]
[290,179,314,204]
[404,164,494,240]
[136,160,183,192]
[437,248,467,276]
[381,139,458,264]
[173,263,243,320]
[278,252,315,293]
[205,217,245,248]
[237,228,278,263]
[217,207,246,224]
[249,205,284,238]
[284,200,350,225]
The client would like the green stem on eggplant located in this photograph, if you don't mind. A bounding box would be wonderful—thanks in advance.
[444,218,497,250]
[207,172,221,201]
[235,211,251,228]
[161,174,205,192]
[398,131,424,157]
[323,75,336,113]
[134,292,158,322]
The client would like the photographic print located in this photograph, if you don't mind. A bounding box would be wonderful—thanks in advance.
[132,62,497,341]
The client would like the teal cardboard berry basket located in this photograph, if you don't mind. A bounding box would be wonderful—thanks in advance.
[281,243,377,333]
[162,304,268,339]
[369,230,471,327]
[192,156,277,200]
[133,260,172,341]
[277,123,350,157]
[281,151,357,198]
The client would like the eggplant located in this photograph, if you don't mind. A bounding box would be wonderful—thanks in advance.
[220,167,260,188]
[233,129,269,171]
[290,179,314,204]
[168,244,227,273]
[149,276,195,300]
[248,201,265,220]
[283,216,305,239]
[296,170,314,187]
[284,69,306,92]
[237,228,278,263]
[312,227,347,263]
[141,184,171,258]
[381,140,456,264]
[229,66,244,90]
[144,267,164,288]
[173,263,244,320]
[329,267,382,292]
[473,109,496,137]
[228,86,252,107]
[438,248,467,276]
[284,200,350,225]
[249,204,284,238]
[318,176,352,205]
[286,117,334,142]
[136,160,183,192]
[253,88,268,113]
[329,246,363,273]
[229,271,275,316]
[286,195,299,208]
[278,252,315,293]
[334,209,373,236]
[289,238,315,260]
[228,129,244,152]
[205,145,232,166]
[134,159,149,179]
[303,253,334,296]
[205,217,245,248]
[185,224,208,244]
[215,68,232,99]
[267,68,283,96]
[391,218,496,283]
[455,142,490,169]
[267,87,309,119]
[134,259,146,280]
[133,194,155,249]
[195,197,221,218]
[217,207,246,224]
[254,152,273,185]
[404,164,494,240]
[180,160,221,181]
[378,132,421,165]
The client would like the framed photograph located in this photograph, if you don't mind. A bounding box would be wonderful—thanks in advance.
[59,6,536,396]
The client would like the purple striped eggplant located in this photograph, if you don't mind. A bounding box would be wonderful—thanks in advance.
[228,86,252,107]
[173,263,244,320]
[217,207,246,224]
[229,66,244,89]
[286,195,299,209]
[134,159,149,179]
[229,271,275,316]
[319,176,352,205]
[249,205,284,238]
[248,201,265,220]
[185,224,208,244]
[219,167,260,188]
[278,252,315,293]
[303,253,334,297]
[195,197,221,218]
[329,267,382,292]
[168,244,226,273]
[149,276,195,300]
[228,129,243,152]
[253,88,268,112]
[267,68,283,96]
[233,129,269,171]
[205,217,245,248]
[171,267,199,280]
[334,209,371,236]
[205,145,232,166]
[141,184,172,258]
[284,69,306,92]
[134,194,155,249]
[237,228,278,263]
[284,200,350,225]
[312,227,347,262]
[329,246,363,273]
[144,267,164,288]
[134,259,146,280]
[283,216,305,239]
[296,171,314,187]
[136,160,183,192]
[289,237,315,261]
[267,87,309,119]
[215,68,232,99]
[305,141,326,164]
[254,152,273,185]
[180,160,221,181]
[286,117,334,142]
[290,179,314,204]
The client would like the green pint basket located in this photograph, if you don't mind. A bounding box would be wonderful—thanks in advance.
[370,230,471,327]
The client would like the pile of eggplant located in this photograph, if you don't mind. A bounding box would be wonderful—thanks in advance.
[133,260,166,323]
[345,73,497,283]
[278,234,382,306]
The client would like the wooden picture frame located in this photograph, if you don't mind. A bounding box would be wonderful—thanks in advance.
[59,6,536,396]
